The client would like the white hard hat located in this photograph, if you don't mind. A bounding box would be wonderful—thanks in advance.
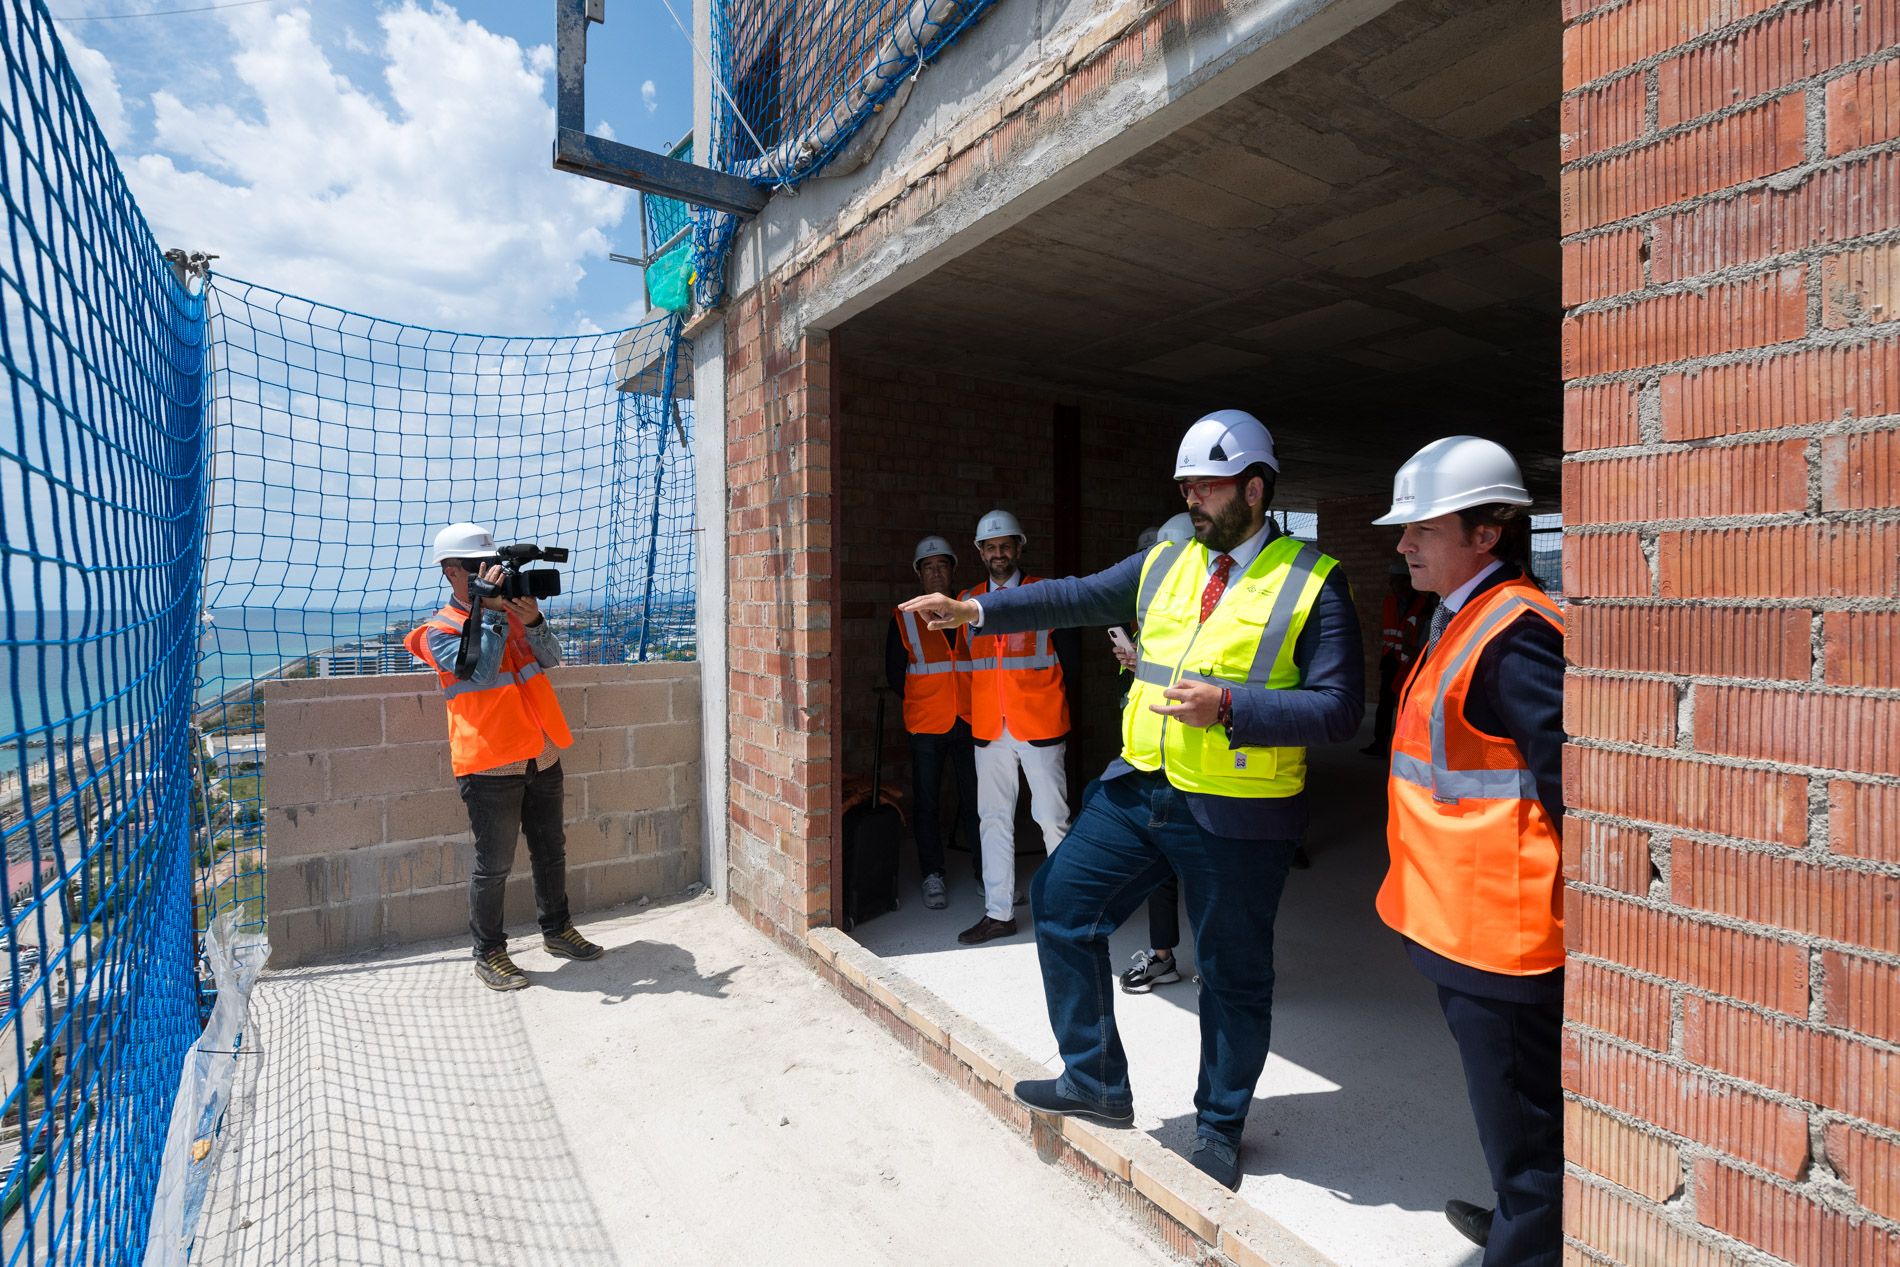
[1156,512,1195,545]
[431,522,498,565]
[913,535,957,571]
[1136,526,1159,551]
[1373,436,1533,526]
[974,508,1026,547]
[1175,409,1279,478]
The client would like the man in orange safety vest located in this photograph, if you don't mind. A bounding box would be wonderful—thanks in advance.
[406,522,604,991]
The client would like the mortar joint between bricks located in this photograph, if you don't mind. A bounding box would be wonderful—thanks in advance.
[1568,0,1875,93]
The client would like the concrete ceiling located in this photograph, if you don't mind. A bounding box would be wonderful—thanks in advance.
[838,0,1564,507]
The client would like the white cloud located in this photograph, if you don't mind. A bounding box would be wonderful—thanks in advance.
[641,79,658,113]
[121,2,631,333]
[64,37,130,151]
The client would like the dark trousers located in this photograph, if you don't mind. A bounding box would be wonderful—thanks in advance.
[1030,770,1297,1144]
[457,759,571,956]
[909,720,977,879]
[1370,653,1402,751]
[1146,874,1180,952]
[1436,982,1564,1267]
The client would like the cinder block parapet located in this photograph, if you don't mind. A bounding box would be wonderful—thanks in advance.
[264,663,706,967]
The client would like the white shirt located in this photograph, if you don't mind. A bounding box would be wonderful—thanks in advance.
[1438,559,1504,616]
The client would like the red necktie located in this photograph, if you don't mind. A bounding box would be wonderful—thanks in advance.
[1200,554,1235,624]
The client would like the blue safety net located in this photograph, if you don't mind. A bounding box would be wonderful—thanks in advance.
[712,0,996,186]
[1,0,699,1256]
[196,280,697,934]
[687,0,1001,307]
[1,0,209,1259]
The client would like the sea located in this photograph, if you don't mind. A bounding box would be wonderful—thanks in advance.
[1,608,421,778]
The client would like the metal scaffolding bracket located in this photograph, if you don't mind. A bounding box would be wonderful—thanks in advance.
[553,0,767,218]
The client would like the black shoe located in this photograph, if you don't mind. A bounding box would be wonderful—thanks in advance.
[1359,744,1387,758]
[544,925,605,961]
[1012,1078,1133,1128]
[1292,846,1311,870]
[1445,1199,1492,1247]
[1188,1136,1240,1189]
[1119,950,1182,994]
[474,949,529,991]
[957,915,1018,945]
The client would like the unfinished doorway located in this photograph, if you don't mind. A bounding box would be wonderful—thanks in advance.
[830,0,1560,1262]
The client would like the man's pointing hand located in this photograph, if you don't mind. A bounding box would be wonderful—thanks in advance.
[898,592,981,630]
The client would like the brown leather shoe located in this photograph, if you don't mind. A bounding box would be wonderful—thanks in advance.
[957,915,1019,945]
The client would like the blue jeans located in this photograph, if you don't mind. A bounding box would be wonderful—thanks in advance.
[908,719,978,879]
[1029,769,1297,1144]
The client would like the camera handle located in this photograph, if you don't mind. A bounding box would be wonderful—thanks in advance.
[454,580,496,680]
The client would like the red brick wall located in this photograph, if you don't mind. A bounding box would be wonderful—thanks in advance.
[725,284,840,940]
[1560,1,1900,1260]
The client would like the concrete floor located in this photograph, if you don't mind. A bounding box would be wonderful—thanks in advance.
[851,730,1491,1267]
[190,897,1174,1267]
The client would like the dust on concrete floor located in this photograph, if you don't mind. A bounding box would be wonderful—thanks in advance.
[190,895,1176,1267]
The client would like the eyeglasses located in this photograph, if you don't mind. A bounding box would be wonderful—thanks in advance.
[1177,477,1238,501]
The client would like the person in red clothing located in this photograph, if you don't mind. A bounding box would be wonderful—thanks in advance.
[885,535,978,911]
[1361,558,1433,758]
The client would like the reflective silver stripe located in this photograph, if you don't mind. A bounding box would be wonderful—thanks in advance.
[901,610,957,674]
[1245,543,1323,687]
[1136,541,1190,628]
[1429,597,1536,780]
[442,659,546,698]
[1133,658,1174,686]
[443,676,508,700]
[996,653,1057,670]
[1389,750,1435,791]
[1391,751,1538,802]
[1408,595,1545,804]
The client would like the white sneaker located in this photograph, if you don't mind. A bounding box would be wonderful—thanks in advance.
[922,873,948,909]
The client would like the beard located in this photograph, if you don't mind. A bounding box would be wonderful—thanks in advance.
[987,558,1015,582]
[1194,496,1254,553]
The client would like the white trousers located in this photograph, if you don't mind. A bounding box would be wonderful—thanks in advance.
[974,735,1069,920]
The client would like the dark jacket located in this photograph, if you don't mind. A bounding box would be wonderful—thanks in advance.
[970,529,1364,839]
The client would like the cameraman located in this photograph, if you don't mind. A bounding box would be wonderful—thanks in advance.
[405,522,603,991]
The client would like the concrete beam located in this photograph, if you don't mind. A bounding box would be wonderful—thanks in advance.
[737,0,1408,330]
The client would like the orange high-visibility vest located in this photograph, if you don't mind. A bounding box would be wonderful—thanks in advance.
[893,603,967,735]
[405,604,574,777]
[962,577,1069,743]
[1378,578,1565,976]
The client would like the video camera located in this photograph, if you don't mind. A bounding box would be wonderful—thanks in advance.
[453,543,569,679]
[467,543,569,601]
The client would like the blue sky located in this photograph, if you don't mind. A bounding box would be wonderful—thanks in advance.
[52,0,696,333]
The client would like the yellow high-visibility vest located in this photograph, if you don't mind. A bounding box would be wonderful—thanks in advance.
[1122,535,1335,798]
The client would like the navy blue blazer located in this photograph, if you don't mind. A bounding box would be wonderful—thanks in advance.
[970,530,1364,839]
